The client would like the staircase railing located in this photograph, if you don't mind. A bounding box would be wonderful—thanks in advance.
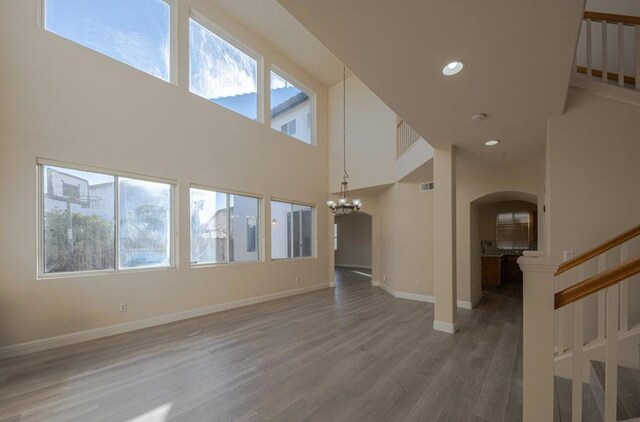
[552,225,640,422]
[575,11,640,90]
[518,224,640,422]
[396,119,420,158]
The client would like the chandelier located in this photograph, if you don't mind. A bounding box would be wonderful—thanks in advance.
[327,66,362,215]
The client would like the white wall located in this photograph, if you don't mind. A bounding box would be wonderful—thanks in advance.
[328,75,396,192]
[0,0,330,347]
[334,214,372,268]
[547,86,640,334]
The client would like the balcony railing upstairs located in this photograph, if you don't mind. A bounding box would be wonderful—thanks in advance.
[575,11,640,91]
[396,119,420,158]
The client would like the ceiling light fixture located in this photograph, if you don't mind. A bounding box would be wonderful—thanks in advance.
[442,61,465,76]
[484,139,500,146]
[327,66,362,215]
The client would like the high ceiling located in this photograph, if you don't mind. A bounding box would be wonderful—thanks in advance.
[210,0,344,87]
[276,0,586,164]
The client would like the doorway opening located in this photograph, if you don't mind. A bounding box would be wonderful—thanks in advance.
[334,213,373,288]
[470,191,539,301]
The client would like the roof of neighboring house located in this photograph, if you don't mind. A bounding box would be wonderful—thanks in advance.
[271,91,309,119]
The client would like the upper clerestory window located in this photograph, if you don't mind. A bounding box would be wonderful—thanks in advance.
[189,16,260,121]
[270,70,314,145]
[43,0,171,82]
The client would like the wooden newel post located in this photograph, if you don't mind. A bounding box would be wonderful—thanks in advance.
[518,252,561,422]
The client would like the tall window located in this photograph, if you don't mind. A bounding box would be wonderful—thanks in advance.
[190,188,260,265]
[496,212,531,250]
[40,162,174,275]
[270,70,313,144]
[189,17,259,120]
[271,201,314,259]
[43,0,171,82]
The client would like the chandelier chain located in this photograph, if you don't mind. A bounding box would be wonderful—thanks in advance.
[343,65,349,181]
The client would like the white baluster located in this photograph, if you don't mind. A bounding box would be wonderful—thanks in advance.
[586,19,593,77]
[618,23,625,86]
[635,25,640,90]
[571,266,585,422]
[620,244,629,334]
[557,273,567,353]
[602,21,608,82]
[598,255,606,340]
[604,284,619,422]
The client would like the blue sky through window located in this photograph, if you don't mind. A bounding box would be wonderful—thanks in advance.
[45,0,170,81]
[189,18,258,120]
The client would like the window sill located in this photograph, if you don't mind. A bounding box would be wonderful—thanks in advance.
[37,265,176,280]
[190,260,264,269]
[271,256,316,263]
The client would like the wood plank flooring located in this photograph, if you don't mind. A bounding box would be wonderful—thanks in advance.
[0,268,524,421]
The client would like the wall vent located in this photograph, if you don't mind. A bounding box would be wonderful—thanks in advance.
[419,182,434,192]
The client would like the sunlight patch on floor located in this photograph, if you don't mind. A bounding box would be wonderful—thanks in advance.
[127,403,172,422]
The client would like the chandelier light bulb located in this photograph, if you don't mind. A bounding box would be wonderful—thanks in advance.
[338,198,347,205]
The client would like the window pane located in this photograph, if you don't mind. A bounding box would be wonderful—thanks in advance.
[270,201,291,259]
[189,18,258,120]
[190,189,228,264]
[44,0,170,81]
[43,166,115,273]
[229,195,260,262]
[297,205,313,257]
[270,71,312,144]
[119,178,172,269]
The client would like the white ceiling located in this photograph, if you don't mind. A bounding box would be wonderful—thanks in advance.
[276,0,586,164]
[210,0,344,87]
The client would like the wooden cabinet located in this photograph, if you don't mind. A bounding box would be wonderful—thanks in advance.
[481,254,523,288]
[481,256,502,287]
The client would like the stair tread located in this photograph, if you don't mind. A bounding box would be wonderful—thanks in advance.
[555,376,602,422]
[590,360,640,420]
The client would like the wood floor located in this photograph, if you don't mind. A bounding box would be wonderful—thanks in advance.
[0,268,524,422]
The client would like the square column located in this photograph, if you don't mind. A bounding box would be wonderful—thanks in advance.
[433,145,457,333]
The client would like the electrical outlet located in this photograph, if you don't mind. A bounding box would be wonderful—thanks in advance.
[563,250,574,262]
[383,275,387,283]
[415,280,420,287]
[119,302,127,312]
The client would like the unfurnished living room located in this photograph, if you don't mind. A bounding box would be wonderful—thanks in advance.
[1,0,639,421]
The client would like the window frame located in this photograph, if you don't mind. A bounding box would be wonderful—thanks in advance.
[37,158,178,279]
[270,198,316,261]
[188,10,265,123]
[39,0,178,85]
[189,183,263,268]
[269,66,316,146]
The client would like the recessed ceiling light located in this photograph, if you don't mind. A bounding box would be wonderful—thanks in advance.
[442,61,465,76]
[484,139,500,146]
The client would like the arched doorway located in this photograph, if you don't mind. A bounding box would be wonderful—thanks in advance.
[470,191,539,302]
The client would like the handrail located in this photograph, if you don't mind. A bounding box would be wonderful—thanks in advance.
[584,11,640,26]
[555,224,640,276]
[397,119,404,128]
[555,256,640,309]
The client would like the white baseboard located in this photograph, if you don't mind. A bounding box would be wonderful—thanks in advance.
[329,281,335,287]
[457,296,481,310]
[335,264,372,270]
[374,283,470,309]
[0,282,331,360]
[396,291,435,303]
[433,320,457,334]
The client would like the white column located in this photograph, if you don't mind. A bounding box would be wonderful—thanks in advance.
[518,252,561,422]
[433,146,457,333]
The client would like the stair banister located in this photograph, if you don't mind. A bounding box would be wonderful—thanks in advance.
[519,223,640,422]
